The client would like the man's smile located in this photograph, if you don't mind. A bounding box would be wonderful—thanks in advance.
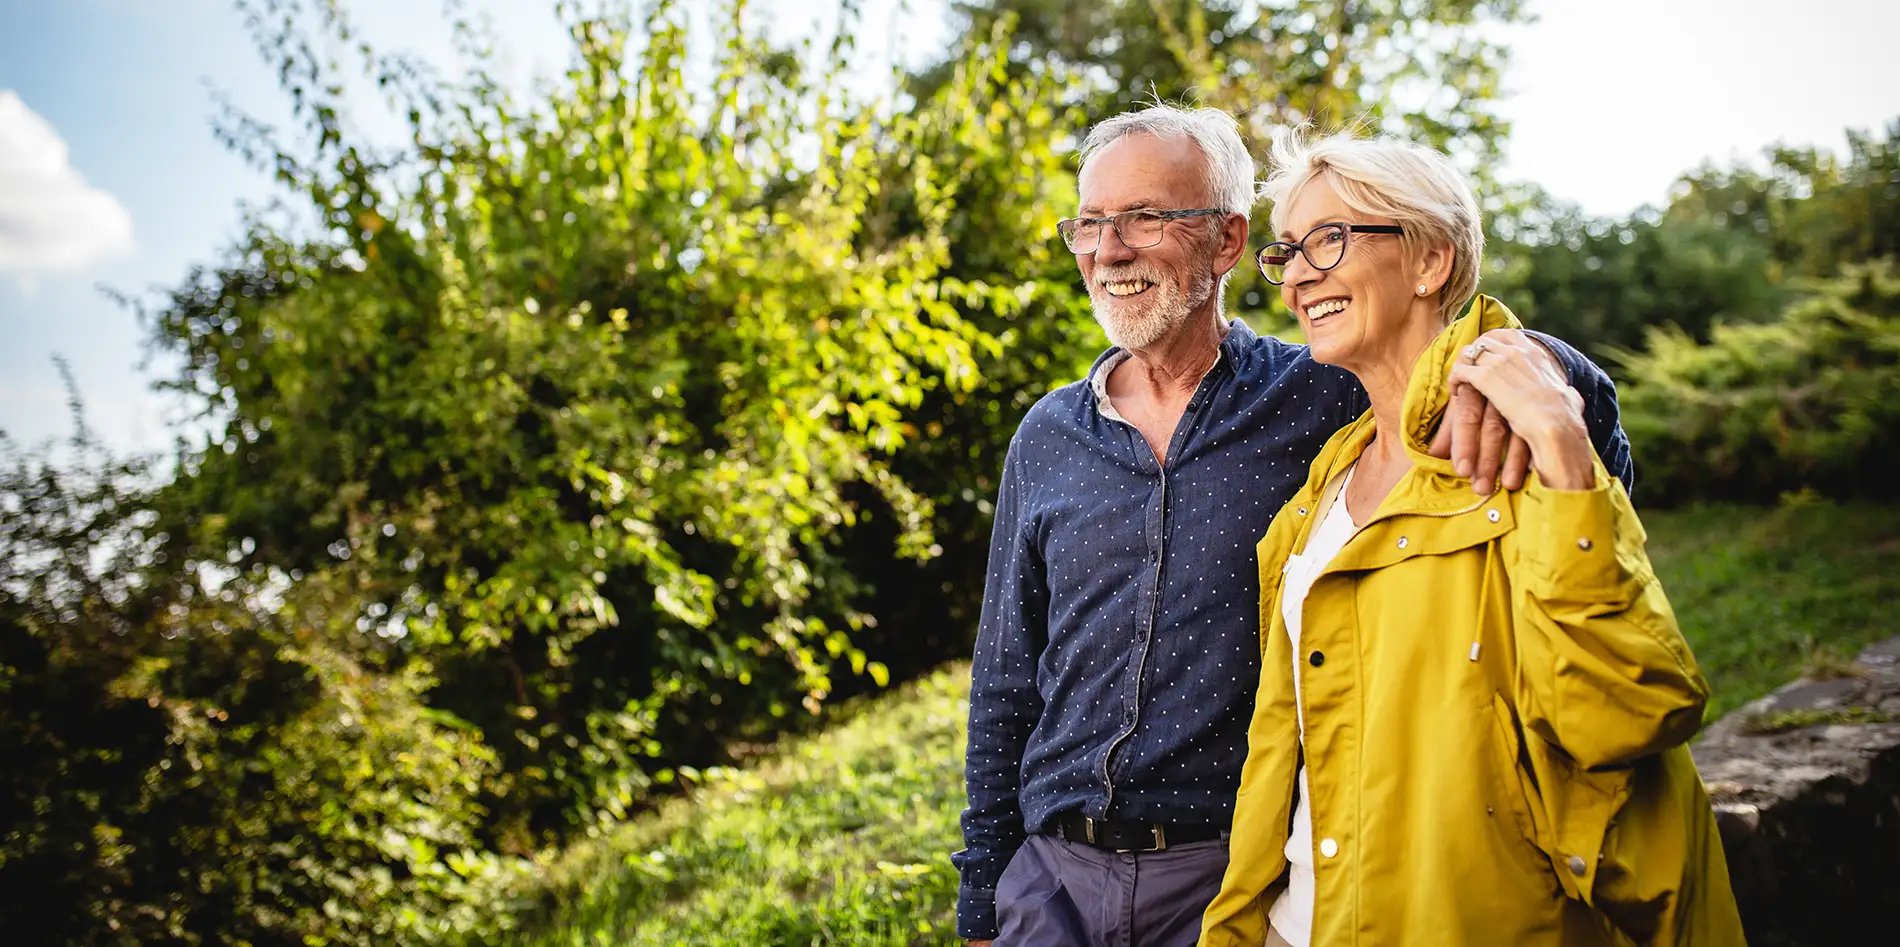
[1102,277,1156,297]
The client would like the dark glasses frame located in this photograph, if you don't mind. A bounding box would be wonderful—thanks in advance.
[1256,223,1406,284]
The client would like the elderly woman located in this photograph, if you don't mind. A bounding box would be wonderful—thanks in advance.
[1197,131,1744,947]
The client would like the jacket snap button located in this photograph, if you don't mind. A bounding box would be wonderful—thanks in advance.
[1577,537,1595,551]
[1298,506,1308,516]
[1567,855,1587,876]
[1309,651,1325,667]
[1487,509,1501,523]
[1319,838,1339,858]
[1396,536,1409,549]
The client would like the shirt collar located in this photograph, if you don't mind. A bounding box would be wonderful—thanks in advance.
[1088,318,1257,421]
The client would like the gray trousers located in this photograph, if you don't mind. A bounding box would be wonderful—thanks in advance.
[994,832,1230,947]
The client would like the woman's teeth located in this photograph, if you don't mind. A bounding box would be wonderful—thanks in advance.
[1305,298,1348,319]
[1104,278,1154,297]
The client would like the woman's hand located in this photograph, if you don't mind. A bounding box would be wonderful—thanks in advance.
[1445,330,1596,490]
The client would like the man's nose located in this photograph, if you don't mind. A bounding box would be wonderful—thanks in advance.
[1095,224,1138,265]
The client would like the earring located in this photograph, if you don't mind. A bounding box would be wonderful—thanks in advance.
[1416,284,1429,296]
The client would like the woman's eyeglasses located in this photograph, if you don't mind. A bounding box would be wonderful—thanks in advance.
[1256,223,1405,284]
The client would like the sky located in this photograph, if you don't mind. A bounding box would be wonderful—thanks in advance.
[2,0,1897,456]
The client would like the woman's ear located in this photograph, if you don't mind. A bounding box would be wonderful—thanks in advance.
[1414,239,1455,297]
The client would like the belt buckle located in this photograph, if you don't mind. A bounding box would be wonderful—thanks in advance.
[1091,817,1168,853]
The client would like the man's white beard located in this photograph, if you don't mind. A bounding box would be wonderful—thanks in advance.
[1088,263,1217,351]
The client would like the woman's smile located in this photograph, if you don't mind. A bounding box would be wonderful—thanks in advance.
[1302,296,1350,328]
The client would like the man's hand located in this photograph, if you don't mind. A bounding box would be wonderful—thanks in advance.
[1427,329,1566,494]
[968,940,994,946]
[1440,330,1596,490]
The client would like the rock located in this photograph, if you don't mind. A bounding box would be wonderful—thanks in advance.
[1691,637,1900,946]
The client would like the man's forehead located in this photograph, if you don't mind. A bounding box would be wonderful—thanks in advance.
[1078,133,1206,210]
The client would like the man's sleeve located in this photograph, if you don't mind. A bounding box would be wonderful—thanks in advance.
[951,434,1049,941]
[1524,330,1636,496]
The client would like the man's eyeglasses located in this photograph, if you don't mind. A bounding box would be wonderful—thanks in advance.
[1057,208,1229,254]
[1256,223,1405,285]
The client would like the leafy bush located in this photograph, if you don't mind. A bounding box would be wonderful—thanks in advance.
[1617,262,1900,504]
[143,0,1069,845]
[0,435,526,946]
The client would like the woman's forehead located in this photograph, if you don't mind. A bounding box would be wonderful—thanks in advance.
[1276,177,1351,237]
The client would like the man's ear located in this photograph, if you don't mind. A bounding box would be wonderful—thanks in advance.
[1214,212,1250,276]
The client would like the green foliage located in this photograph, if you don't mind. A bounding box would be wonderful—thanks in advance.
[913,0,1530,328]
[1665,120,1900,280]
[143,0,1087,844]
[1616,263,1900,505]
[1485,193,1786,354]
[1488,120,1900,359]
[1,432,525,946]
[914,0,1527,161]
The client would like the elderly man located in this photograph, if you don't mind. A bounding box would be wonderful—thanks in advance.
[952,105,1631,946]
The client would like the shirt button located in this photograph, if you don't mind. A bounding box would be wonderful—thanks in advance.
[1319,838,1339,858]
[1309,651,1325,667]
[1567,855,1588,876]
[1486,509,1501,523]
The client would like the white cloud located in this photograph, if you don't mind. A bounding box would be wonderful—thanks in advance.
[0,90,135,275]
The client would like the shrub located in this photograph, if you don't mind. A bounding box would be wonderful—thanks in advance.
[0,438,526,946]
[1617,262,1900,504]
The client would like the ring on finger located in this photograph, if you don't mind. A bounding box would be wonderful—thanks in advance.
[1462,340,1490,364]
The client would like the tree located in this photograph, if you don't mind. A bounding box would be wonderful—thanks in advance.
[141,0,1086,842]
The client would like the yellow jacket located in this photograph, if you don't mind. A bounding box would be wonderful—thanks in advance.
[1200,297,1745,946]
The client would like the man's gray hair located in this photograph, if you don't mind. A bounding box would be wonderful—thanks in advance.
[1079,104,1257,218]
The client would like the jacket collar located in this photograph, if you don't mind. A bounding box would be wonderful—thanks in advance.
[1301,295,1524,517]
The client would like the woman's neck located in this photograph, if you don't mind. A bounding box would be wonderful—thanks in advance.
[1352,317,1447,458]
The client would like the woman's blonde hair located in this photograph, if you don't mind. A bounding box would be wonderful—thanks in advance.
[1260,126,1484,323]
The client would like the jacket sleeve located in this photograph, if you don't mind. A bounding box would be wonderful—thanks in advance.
[1199,531,1302,947]
[952,436,1048,941]
[1500,465,1712,917]
[1523,329,1635,497]
[1506,464,1708,772]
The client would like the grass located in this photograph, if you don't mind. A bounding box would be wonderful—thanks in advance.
[1640,498,1900,720]
[496,669,968,947]
[498,500,1899,946]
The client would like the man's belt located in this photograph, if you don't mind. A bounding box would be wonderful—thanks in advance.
[1051,811,1222,853]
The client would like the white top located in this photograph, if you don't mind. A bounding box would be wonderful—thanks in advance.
[1268,464,1360,947]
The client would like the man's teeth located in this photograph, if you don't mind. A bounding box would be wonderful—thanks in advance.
[1305,298,1348,319]
[1104,279,1154,297]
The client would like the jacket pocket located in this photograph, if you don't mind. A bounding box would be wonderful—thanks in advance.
[1486,692,1560,883]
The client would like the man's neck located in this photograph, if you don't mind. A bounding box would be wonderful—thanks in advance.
[1114,309,1227,401]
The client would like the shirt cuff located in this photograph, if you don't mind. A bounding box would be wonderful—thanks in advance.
[957,884,1000,940]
